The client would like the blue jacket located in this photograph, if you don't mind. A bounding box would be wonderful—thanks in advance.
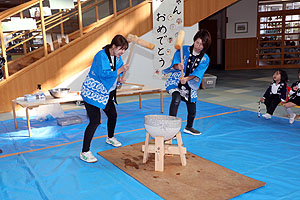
[81,49,124,109]
[162,45,210,102]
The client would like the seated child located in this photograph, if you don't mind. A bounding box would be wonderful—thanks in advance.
[260,69,288,119]
[284,68,300,124]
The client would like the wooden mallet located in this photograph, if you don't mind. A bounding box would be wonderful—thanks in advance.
[120,34,155,78]
[174,30,185,78]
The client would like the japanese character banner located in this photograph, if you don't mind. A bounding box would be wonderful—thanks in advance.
[153,0,184,79]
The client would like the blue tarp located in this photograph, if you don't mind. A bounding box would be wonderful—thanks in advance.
[0,97,299,199]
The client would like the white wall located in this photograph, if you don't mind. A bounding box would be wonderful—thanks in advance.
[57,24,199,90]
[226,0,257,39]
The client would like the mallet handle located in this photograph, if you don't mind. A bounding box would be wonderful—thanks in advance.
[121,43,135,78]
[180,46,184,78]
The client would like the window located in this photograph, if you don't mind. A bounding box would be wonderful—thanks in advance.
[257,0,300,67]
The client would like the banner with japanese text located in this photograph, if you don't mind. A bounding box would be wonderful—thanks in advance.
[152,0,184,79]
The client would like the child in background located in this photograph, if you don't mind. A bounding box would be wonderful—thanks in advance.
[260,69,288,119]
[284,68,300,124]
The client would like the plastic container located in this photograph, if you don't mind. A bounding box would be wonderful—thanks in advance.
[24,94,37,102]
[35,84,46,100]
[57,116,82,126]
[202,74,217,89]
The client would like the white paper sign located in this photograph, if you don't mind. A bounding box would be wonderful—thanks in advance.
[2,18,37,32]
[49,0,75,9]
[152,0,184,78]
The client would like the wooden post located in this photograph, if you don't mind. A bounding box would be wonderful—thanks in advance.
[129,0,132,7]
[176,132,186,166]
[77,0,83,36]
[139,92,142,108]
[143,132,150,163]
[95,0,99,22]
[19,2,28,55]
[59,9,65,39]
[155,136,164,172]
[0,21,9,79]
[12,101,18,129]
[39,0,48,57]
[113,0,117,17]
[26,108,32,137]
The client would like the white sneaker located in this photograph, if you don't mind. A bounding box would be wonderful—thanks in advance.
[262,113,272,119]
[80,151,98,163]
[106,137,122,147]
[289,113,296,124]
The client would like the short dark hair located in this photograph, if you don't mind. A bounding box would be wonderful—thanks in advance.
[111,35,128,50]
[298,68,300,74]
[274,69,288,83]
[193,29,211,53]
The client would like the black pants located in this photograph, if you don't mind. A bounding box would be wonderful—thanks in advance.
[169,91,196,128]
[264,94,281,115]
[82,99,117,152]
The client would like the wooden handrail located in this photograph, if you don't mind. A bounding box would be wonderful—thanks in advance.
[0,0,140,80]
[0,0,40,20]
[2,0,93,53]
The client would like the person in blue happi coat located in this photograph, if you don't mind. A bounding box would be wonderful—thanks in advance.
[163,29,211,135]
[80,35,129,163]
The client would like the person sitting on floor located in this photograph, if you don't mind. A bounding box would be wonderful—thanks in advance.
[284,68,300,124]
[260,69,288,119]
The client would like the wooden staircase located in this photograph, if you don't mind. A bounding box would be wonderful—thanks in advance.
[0,0,238,113]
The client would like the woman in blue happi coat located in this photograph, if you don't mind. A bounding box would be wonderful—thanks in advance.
[80,35,129,163]
[162,29,211,135]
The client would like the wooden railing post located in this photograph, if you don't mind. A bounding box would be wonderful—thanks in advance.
[113,0,117,17]
[19,0,28,55]
[95,0,99,21]
[0,21,9,79]
[39,0,48,56]
[19,9,28,55]
[59,9,65,39]
[77,0,83,36]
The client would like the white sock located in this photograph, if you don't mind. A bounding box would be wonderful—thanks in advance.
[286,108,295,117]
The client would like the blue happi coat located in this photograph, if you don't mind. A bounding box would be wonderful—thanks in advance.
[162,45,210,102]
[81,49,124,109]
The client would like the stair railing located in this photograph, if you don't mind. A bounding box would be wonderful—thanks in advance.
[0,0,144,80]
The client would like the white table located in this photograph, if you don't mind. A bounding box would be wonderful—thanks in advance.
[12,87,164,137]
[12,92,82,137]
